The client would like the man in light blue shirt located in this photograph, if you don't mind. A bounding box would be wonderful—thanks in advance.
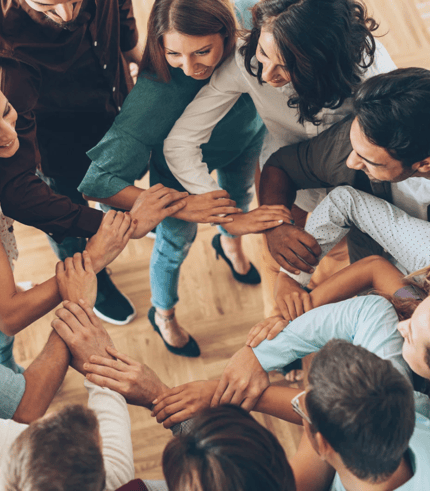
[293,339,430,491]
[212,295,430,416]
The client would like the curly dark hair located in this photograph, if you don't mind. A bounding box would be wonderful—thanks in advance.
[239,0,378,124]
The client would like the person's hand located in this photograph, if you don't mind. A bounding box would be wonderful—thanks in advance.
[265,223,321,274]
[245,315,287,348]
[130,184,189,238]
[222,205,293,236]
[51,300,115,375]
[275,272,314,322]
[152,380,218,428]
[172,190,242,224]
[84,346,169,408]
[129,62,139,84]
[85,210,137,273]
[211,346,269,411]
[56,252,97,308]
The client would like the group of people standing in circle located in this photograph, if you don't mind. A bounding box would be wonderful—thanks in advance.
[1,0,430,490]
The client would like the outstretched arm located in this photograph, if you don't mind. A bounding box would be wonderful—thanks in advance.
[0,211,134,336]
[270,255,406,325]
[302,185,430,275]
[260,163,321,274]
[12,330,70,424]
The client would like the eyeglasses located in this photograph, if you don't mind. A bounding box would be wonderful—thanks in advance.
[291,390,312,425]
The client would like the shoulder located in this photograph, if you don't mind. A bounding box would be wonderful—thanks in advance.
[362,39,397,79]
[0,57,41,113]
[208,43,249,92]
[355,295,397,318]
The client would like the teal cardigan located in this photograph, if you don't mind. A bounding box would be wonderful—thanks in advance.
[79,62,264,197]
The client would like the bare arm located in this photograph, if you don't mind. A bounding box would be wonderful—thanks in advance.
[12,330,70,424]
[85,185,241,226]
[83,185,141,211]
[250,256,406,347]
[0,212,134,336]
[260,165,321,274]
[0,244,61,336]
[309,255,406,308]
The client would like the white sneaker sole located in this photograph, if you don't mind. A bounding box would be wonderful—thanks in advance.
[93,294,137,326]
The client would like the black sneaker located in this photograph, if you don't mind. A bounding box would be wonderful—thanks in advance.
[93,269,137,325]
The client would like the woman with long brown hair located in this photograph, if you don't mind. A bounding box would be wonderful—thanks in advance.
[79,0,289,357]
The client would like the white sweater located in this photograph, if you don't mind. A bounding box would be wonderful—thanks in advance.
[0,380,134,491]
[164,40,396,199]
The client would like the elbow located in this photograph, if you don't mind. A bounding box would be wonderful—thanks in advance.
[0,314,21,337]
[13,394,48,424]
[13,406,43,424]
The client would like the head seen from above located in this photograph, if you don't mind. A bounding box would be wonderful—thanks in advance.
[24,0,84,28]
[162,405,296,491]
[0,90,19,159]
[4,405,105,491]
[304,340,415,485]
[140,0,237,82]
[240,0,378,124]
[349,68,430,182]
[397,294,430,379]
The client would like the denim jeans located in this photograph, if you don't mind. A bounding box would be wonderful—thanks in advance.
[37,171,88,260]
[150,138,262,310]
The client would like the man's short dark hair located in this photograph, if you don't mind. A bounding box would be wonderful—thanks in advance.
[353,67,430,167]
[5,405,105,491]
[306,340,415,483]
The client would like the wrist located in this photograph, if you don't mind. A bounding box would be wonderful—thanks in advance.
[85,250,104,274]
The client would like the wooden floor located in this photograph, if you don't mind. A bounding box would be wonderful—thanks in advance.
[11,0,430,482]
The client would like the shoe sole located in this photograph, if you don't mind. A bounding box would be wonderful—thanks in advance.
[93,293,137,326]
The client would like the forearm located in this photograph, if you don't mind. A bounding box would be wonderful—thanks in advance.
[13,330,70,423]
[259,164,297,209]
[84,185,142,211]
[1,173,102,242]
[309,256,405,308]
[1,277,61,336]
[254,386,303,425]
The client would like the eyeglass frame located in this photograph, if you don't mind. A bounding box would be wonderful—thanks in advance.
[291,390,312,425]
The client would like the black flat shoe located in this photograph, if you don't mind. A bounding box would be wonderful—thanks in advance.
[148,307,200,358]
[211,234,261,285]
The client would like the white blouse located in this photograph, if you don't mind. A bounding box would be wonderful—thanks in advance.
[164,40,396,201]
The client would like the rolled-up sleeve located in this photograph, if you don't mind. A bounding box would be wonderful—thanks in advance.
[266,114,356,190]
[81,124,150,198]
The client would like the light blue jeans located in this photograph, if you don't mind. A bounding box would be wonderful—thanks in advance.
[150,140,263,310]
